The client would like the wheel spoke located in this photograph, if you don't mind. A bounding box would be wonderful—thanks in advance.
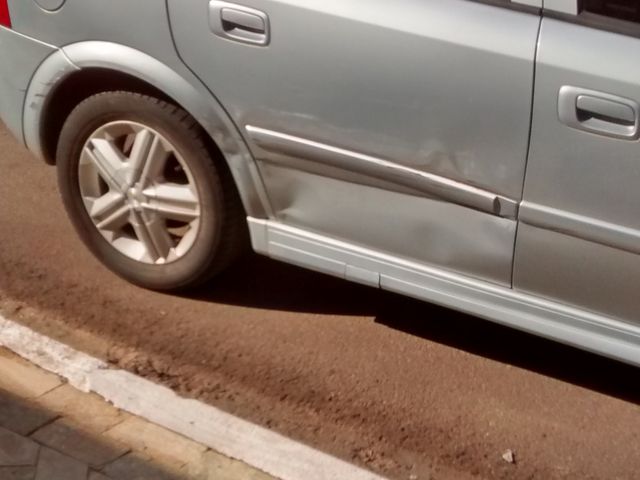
[86,139,127,190]
[142,184,199,222]
[127,129,154,182]
[89,192,130,231]
[127,128,172,186]
[145,215,175,261]
[89,191,126,219]
[130,212,161,262]
[96,204,130,231]
[129,211,176,263]
[139,136,170,187]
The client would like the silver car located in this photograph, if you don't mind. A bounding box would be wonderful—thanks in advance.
[1,0,639,366]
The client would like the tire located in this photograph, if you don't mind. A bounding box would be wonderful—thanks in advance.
[56,91,247,291]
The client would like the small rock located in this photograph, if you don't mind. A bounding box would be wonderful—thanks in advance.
[501,449,516,464]
[409,474,418,480]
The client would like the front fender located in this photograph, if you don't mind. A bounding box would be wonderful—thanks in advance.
[23,41,271,218]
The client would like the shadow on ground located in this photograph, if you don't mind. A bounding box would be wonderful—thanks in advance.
[188,253,640,406]
[190,254,380,317]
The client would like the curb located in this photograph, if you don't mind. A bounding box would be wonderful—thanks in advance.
[0,314,386,480]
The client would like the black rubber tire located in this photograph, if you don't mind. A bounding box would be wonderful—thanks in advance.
[56,91,248,291]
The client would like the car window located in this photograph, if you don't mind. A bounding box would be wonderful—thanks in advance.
[545,0,640,38]
[582,0,640,23]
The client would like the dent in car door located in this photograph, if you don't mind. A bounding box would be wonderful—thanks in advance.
[168,0,541,286]
[515,13,640,324]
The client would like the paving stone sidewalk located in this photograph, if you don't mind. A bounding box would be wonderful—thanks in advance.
[0,348,277,480]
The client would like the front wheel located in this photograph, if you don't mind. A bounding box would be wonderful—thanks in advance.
[56,91,247,290]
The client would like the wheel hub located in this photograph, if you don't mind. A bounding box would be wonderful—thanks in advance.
[126,186,145,210]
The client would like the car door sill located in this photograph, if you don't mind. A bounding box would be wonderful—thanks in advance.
[248,217,640,367]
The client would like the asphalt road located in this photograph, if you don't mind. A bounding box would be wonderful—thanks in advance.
[1,123,639,480]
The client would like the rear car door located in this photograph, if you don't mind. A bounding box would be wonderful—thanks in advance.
[168,0,541,286]
[515,1,640,323]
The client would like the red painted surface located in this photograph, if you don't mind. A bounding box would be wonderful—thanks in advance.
[0,0,11,28]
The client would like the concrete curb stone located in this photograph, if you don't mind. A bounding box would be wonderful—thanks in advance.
[0,346,279,480]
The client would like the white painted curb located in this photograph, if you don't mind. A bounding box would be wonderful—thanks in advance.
[0,315,386,480]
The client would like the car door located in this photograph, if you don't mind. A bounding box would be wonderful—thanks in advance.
[168,0,541,286]
[514,0,640,323]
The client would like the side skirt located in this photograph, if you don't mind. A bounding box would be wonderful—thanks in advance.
[248,217,640,367]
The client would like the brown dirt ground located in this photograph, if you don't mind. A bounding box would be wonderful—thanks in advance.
[1,124,639,480]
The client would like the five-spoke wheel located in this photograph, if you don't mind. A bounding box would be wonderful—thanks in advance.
[79,121,201,264]
[56,92,247,290]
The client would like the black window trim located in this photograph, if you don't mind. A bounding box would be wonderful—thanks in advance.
[545,1,640,39]
[473,0,541,16]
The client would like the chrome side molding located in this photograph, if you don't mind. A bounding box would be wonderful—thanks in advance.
[520,201,640,256]
[246,126,519,219]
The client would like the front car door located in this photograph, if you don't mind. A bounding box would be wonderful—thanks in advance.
[168,0,541,286]
[515,0,640,324]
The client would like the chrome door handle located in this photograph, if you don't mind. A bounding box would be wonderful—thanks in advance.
[209,1,270,46]
[559,86,640,140]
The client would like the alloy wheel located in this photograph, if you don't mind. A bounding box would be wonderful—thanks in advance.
[78,121,201,265]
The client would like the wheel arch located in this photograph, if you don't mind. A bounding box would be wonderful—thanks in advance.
[24,41,271,219]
